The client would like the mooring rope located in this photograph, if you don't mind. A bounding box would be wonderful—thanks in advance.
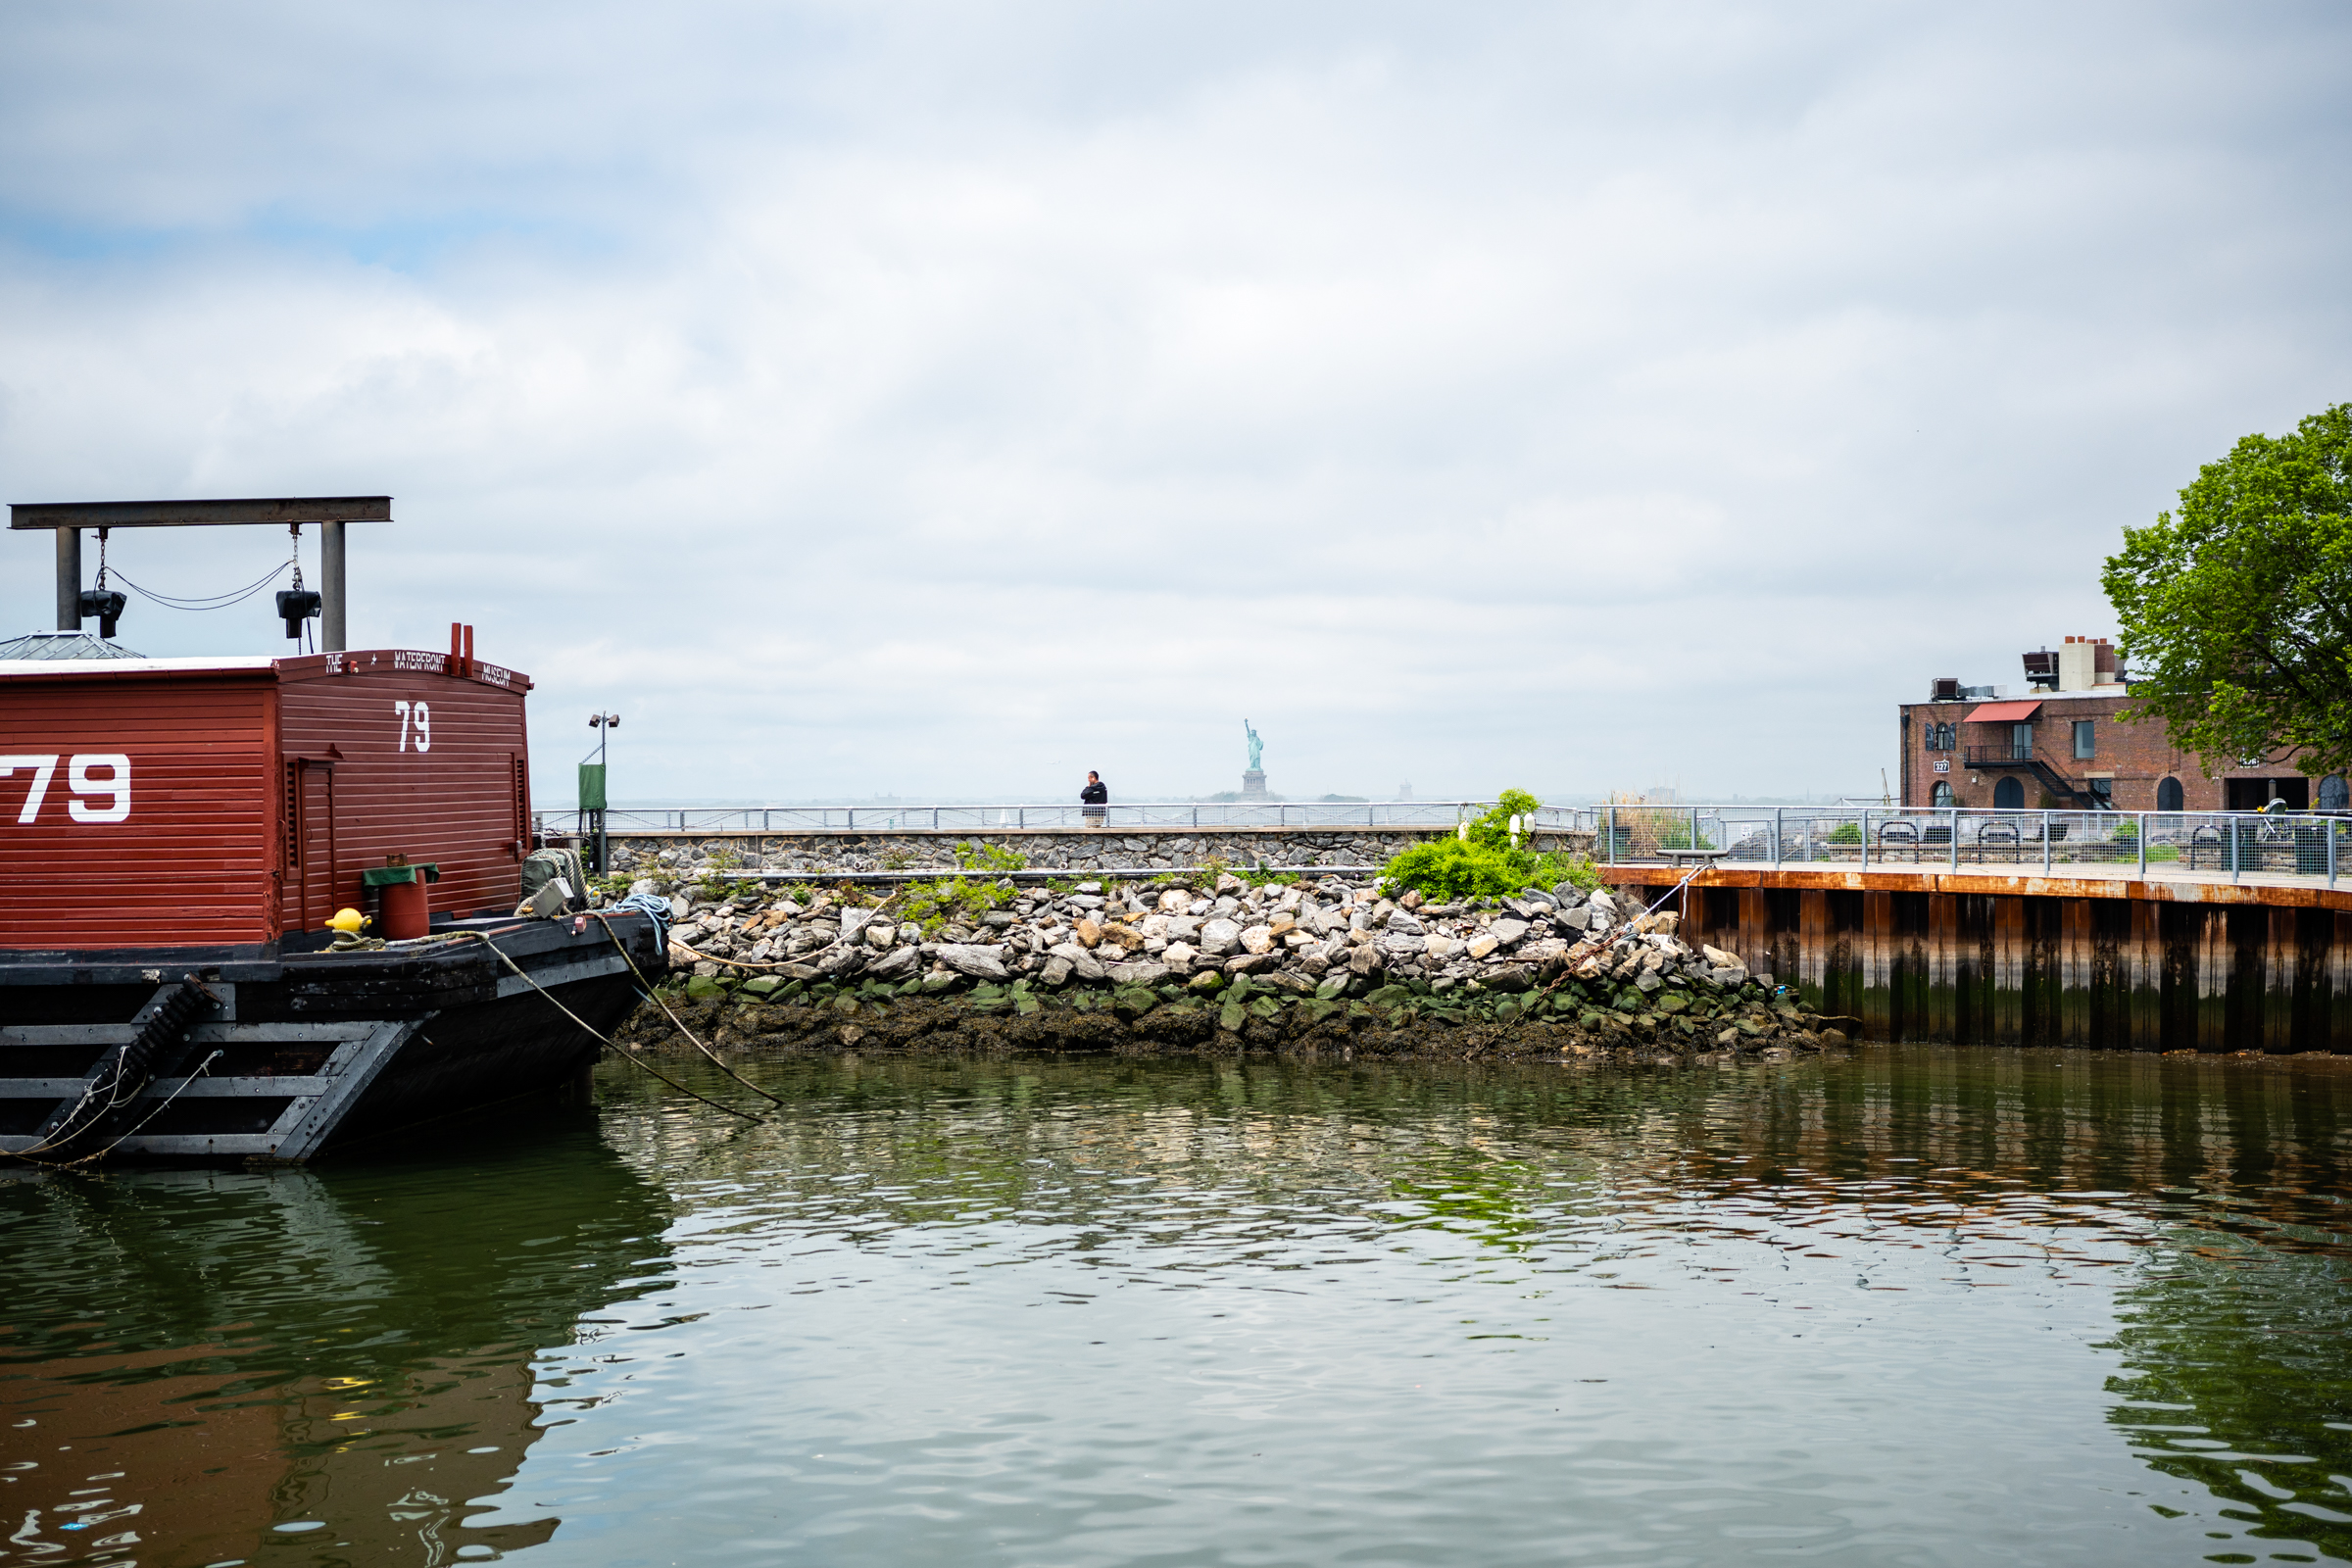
[451,927,768,1123]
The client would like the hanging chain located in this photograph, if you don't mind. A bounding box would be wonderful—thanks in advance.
[95,527,110,590]
[288,523,304,592]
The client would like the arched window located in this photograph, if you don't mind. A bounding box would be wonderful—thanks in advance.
[2322,775,2349,811]
[1931,781,1955,807]
[2156,776,2184,813]
[1993,776,2026,809]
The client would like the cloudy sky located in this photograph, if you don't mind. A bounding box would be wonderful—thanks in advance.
[2,2,2347,807]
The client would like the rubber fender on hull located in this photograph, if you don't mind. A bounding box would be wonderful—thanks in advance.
[34,975,220,1161]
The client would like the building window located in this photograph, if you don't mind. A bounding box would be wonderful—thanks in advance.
[2074,720,2095,760]
[2088,777,2113,808]
[1993,776,2026,809]
[2156,776,2184,812]
[2323,775,2349,811]
[1931,781,1955,807]
[2010,723,2034,760]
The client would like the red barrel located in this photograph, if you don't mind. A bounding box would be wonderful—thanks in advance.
[380,878,431,939]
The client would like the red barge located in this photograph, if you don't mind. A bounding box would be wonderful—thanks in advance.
[0,497,666,1163]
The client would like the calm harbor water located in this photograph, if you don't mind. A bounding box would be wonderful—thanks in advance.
[9,1048,2352,1567]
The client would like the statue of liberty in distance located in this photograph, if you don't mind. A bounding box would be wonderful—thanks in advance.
[1241,720,1268,799]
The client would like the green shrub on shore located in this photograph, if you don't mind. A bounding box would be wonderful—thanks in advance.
[1379,790,1599,900]
[898,841,1028,934]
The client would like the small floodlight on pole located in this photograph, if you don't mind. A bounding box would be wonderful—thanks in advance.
[584,712,619,875]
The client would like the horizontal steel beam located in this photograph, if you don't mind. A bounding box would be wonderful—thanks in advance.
[10,496,391,529]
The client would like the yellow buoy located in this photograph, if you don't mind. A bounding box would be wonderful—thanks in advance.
[327,907,369,934]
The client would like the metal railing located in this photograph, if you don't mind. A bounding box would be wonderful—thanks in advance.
[1564,804,2351,887]
[535,800,1590,834]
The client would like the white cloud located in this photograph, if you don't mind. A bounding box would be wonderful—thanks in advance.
[2,1,2347,805]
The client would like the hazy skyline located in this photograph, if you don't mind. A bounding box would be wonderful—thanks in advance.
[4,3,2347,806]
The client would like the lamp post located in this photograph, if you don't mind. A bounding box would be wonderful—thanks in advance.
[585,711,619,874]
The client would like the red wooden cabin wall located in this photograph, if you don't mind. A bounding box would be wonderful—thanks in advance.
[0,650,533,953]
[275,654,532,932]
[0,670,280,950]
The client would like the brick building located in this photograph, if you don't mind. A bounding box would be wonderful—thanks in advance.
[1897,636,2346,813]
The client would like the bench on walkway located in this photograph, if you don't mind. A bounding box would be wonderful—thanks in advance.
[1658,847,1731,865]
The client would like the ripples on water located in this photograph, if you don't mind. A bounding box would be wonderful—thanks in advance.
[8,1048,2352,1566]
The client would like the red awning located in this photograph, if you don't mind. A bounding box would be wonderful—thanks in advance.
[1965,700,2043,722]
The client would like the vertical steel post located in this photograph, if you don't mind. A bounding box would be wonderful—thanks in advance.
[54,528,79,630]
[1773,808,1783,868]
[1949,808,1959,870]
[1607,805,1617,864]
[2042,811,2051,873]
[1861,809,1870,869]
[1690,806,1699,857]
[2331,817,2338,889]
[2138,812,2148,877]
[320,519,347,652]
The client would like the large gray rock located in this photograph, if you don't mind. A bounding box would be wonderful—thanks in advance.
[936,944,1008,980]
[865,921,896,949]
[866,944,919,980]
[1557,905,1592,931]
[1040,955,1074,987]
[1490,918,1531,947]
[1239,924,1277,955]
[1200,917,1242,956]
[1108,960,1169,987]
[1266,970,1318,996]
[1385,910,1425,935]
[1223,953,1276,976]
[1047,942,1107,981]
[1348,944,1386,976]
[818,946,867,978]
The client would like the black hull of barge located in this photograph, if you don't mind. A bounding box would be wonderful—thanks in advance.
[0,913,666,1164]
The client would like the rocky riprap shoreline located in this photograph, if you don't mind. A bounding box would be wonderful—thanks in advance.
[612,872,1846,1063]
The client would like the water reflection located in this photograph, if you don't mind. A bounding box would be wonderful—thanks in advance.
[0,1113,673,1566]
[14,1051,2352,1564]
[579,1050,2352,1564]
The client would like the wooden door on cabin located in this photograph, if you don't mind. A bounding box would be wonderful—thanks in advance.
[290,761,337,932]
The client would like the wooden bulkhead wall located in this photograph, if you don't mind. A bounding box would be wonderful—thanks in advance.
[1658,880,2352,1052]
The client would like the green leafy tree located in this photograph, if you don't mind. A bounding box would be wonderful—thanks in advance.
[2103,404,2352,774]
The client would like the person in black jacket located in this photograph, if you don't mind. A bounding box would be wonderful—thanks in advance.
[1081,771,1108,827]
